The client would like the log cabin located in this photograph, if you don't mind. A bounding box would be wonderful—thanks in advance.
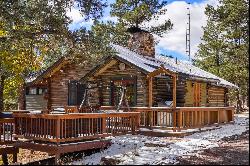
[80,28,237,109]
[76,28,237,129]
[19,27,237,127]
[2,28,237,164]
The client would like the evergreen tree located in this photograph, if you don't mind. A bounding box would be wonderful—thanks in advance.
[195,0,249,111]
[0,0,107,111]
[90,0,173,52]
[110,0,172,36]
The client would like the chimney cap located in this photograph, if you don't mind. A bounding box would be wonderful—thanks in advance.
[127,26,149,33]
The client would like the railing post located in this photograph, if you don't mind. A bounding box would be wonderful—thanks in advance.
[56,117,60,144]
[194,110,197,127]
[207,111,210,125]
[150,111,153,128]
[217,110,220,124]
[231,109,234,122]
[102,117,106,134]
[131,116,135,135]
[173,110,176,132]
[178,111,182,131]
[136,112,140,128]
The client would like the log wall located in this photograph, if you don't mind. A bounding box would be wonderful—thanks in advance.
[207,86,226,107]
[49,63,93,108]
[93,60,147,107]
[25,95,47,110]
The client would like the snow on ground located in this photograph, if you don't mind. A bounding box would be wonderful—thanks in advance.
[71,113,249,165]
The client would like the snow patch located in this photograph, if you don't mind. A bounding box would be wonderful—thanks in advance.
[71,114,249,165]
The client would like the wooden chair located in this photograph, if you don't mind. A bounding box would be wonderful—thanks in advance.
[64,106,79,113]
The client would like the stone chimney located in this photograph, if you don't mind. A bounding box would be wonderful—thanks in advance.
[127,27,155,58]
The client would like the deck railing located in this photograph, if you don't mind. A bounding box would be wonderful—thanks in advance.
[129,107,174,128]
[0,118,15,144]
[13,112,140,143]
[129,106,234,131]
[174,107,234,131]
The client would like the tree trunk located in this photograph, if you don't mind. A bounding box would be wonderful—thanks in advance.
[18,83,26,110]
[247,89,249,108]
[0,75,5,112]
[242,95,245,109]
[236,90,242,113]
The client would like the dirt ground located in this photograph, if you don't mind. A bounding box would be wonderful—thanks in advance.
[177,130,249,165]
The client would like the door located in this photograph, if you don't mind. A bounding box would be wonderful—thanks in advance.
[193,82,201,107]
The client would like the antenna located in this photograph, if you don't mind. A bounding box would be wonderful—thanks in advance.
[186,2,191,62]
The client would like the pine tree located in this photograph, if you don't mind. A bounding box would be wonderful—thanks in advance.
[110,0,172,36]
[89,0,173,53]
[195,0,249,111]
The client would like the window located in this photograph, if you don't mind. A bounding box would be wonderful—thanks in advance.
[68,80,78,105]
[68,80,86,106]
[28,88,37,95]
[26,87,47,95]
[38,88,43,95]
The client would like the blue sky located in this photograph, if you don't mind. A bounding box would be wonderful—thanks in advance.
[67,0,217,61]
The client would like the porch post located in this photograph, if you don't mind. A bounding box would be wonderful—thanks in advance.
[172,75,177,108]
[47,77,52,110]
[148,77,153,107]
[148,76,153,127]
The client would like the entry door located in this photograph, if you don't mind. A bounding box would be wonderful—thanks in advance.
[193,82,201,107]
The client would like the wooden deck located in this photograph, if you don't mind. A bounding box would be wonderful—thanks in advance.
[1,106,235,164]
[11,111,140,164]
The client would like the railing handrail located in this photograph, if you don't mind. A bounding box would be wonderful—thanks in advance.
[13,112,140,119]
[130,106,234,112]
[0,118,15,123]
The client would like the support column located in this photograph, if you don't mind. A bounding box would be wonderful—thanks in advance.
[148,77,153,127]
[172,75,177,108]
[47,78,52,110]
[148,77,153,107]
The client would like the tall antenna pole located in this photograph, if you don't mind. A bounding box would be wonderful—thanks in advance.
[186,3,191,62]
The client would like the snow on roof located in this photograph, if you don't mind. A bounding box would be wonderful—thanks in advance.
[111,44,238,88]
[25,70,46,83]
[111,44,157,73]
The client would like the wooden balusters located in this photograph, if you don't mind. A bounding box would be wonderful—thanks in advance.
[12,112,140,143]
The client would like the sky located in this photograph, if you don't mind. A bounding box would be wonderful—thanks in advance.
[67,0,219,61]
